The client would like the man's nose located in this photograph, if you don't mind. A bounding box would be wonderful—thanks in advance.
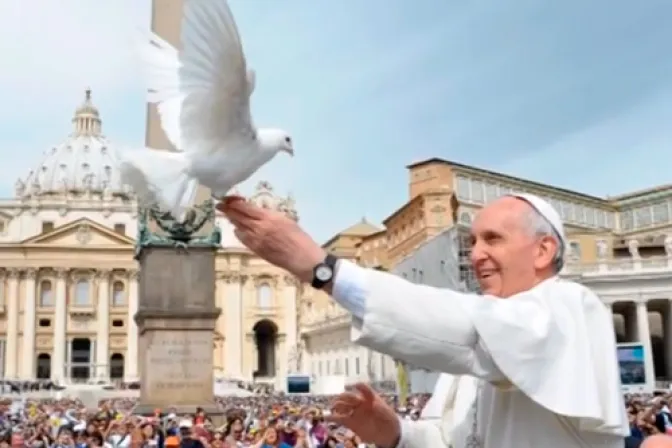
[470,242,487,265]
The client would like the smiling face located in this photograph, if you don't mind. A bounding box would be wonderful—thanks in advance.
[470,196,559,298]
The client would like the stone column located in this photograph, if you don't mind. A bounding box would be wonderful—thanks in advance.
[96,270,110,380]
[629,239,642,270]
[22,269,37,379]
[276,335,287,386]
[214,273,227,376]
[224,273,243,378]
[283,276,298,374]
[5,269,19,378]
[665,235,672,268]
[65,338,72,378]
[665,299,672,379]
[596,239,608,272]
[53,269,68,382]
[126,269,139,381]
[636,300,656,386]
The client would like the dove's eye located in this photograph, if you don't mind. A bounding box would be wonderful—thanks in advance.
[285,137,292,144]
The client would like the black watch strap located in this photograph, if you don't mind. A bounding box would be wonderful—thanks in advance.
[311,254,339,289]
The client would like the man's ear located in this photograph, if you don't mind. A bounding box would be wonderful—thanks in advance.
[534,235,559,270]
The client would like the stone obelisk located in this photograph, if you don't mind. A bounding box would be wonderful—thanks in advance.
[133,0,223,424]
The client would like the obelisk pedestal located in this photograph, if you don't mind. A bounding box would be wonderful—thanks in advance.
[132,246,224,424]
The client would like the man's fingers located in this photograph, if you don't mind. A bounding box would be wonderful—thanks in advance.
[227,213,255,233]
[330,392,364,409]
[326,402,356,424]
[217,197,266,220]
[353,383,376,405]
[215,196,245,213]
[323,412,350,426]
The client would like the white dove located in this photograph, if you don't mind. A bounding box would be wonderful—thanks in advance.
[119,0,294,220]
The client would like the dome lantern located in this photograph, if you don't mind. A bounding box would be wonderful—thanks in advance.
[72,88,102,137]
[15,89,134,202]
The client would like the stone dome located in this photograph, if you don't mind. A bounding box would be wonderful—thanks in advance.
[15,89,133,200]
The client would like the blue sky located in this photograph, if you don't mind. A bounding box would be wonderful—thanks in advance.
[0,0,671,242]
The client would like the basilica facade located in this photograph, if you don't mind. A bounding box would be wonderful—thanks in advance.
[0,91,301,384]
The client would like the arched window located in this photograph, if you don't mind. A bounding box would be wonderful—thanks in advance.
[112,281,125,307]
[39,280,53,307]
[256,283,272,309]
[74,280,90,306]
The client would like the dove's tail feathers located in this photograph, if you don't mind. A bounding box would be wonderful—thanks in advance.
[118,149,198,220]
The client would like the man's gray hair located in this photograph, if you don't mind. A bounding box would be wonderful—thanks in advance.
[524,207,564,273]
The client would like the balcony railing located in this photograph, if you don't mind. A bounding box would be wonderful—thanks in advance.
[247,306,282,319]
[562,255,672,275]
[301,309,349,333]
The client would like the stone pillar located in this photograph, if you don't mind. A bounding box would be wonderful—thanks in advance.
[22,269,37,379]
[665,299,672,379]
[596,239,608,272]
[96,270,110,380]
[246,333,257,379]
[133,247,223,423]
[665,235,672,268]
[628,239,642,270]
[224,274,243,378]
[283,276,299,374]
[146,0,183,153]
[276,335,287,389]
[126,270,139,381]
[66,338,72,380]
[53,269,68,382]
[5,270,19,378]
[636,300,656,386]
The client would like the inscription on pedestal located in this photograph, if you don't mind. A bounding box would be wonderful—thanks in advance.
[143,330,213,405]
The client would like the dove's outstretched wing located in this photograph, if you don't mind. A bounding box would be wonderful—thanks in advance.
[140,0,256,155]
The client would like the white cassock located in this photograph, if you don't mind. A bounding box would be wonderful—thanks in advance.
[331,260,629,448]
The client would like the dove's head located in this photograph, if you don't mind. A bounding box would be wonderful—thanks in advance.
[258,128,294,157]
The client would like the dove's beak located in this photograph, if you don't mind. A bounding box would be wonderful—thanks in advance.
[283,147,294,157]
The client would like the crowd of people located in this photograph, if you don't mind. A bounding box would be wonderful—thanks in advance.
[0,386,666,447]
[0,390,430,448]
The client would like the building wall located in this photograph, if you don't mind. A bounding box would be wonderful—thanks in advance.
[393,227,466,289]
[300,308,397,384]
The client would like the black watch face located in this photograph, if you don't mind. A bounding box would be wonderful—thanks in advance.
[315,265,333,282]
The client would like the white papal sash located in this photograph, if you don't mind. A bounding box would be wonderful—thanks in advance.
[439,375,462,448]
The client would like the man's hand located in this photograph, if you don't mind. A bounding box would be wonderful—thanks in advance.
[328,383,401,448]
[217,197,326,283]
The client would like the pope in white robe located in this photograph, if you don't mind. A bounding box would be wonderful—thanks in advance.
[219,193,630,448]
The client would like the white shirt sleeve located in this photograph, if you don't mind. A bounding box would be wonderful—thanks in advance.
[331,259,368,319]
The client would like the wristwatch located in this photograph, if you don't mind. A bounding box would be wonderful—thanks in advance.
[311,254,339,289]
